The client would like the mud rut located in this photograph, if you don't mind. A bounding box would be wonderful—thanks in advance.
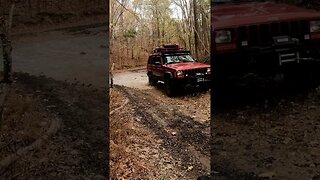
[1,73,109,178]
[116,85,210,177]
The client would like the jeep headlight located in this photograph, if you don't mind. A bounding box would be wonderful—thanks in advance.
[176,70,184,76]
[207,67,211,73]
[310,20,320,33]
[215,30,232,43]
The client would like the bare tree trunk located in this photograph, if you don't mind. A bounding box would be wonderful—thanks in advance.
[151,1,161,46]
[8,3,15,32]
[156,9,160,45]
[126,38,129,64]
[0,3,14,83]
[188,0,193,52]
[1,38,13,83]
[28,0,33,17]
[193,0,199,58]
[110,63,115,88]
[131,39,134,61]
[119,0,125,69]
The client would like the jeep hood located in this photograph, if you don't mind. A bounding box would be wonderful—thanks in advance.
[164,62,210,71]
[212,2,320,29]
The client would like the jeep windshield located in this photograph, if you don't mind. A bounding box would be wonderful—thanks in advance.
[163,54,195,64]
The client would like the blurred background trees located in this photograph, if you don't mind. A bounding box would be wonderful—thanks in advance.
[110,0,210,69]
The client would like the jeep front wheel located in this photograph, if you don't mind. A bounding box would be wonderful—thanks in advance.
[165,83,176,97]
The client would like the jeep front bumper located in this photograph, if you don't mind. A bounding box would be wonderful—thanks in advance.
[172,75,211,88]
[214,41,320,79]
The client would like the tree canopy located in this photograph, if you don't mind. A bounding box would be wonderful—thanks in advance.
[110,0,210,69]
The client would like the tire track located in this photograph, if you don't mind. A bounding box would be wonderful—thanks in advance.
[116,85,210,176]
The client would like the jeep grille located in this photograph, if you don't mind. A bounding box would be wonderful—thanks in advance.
[237,20,309,47]
[183,68,207,76]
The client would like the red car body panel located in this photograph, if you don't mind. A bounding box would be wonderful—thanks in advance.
[147,44,211,93]
[163,62,210,71]
[212,2,320,30]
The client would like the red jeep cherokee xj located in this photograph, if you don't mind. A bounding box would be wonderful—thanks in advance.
[147,44,211,96]
[212,0,320,87]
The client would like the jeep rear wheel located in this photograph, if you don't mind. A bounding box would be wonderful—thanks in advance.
[148,75,157,86]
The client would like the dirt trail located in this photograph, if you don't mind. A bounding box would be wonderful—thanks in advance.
[111,69,210,178]
[212,83,320,179]
[11,26,108,88]
[116,86,210,177]
[113,68,151,90]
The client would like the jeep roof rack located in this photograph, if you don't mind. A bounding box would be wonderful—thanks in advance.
[153,43,190,54]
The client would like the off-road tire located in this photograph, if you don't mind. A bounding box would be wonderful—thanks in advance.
[148,75,157,86]
[199,84,210,92]
[308,71,320,88]
[285,68,319,88]
[165,83,176,97]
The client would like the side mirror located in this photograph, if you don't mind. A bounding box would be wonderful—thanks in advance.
[194,58,198,62]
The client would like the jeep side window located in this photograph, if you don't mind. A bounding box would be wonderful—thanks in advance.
[152,56,161,65]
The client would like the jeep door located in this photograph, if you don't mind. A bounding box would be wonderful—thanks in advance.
[150,55,163,78]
